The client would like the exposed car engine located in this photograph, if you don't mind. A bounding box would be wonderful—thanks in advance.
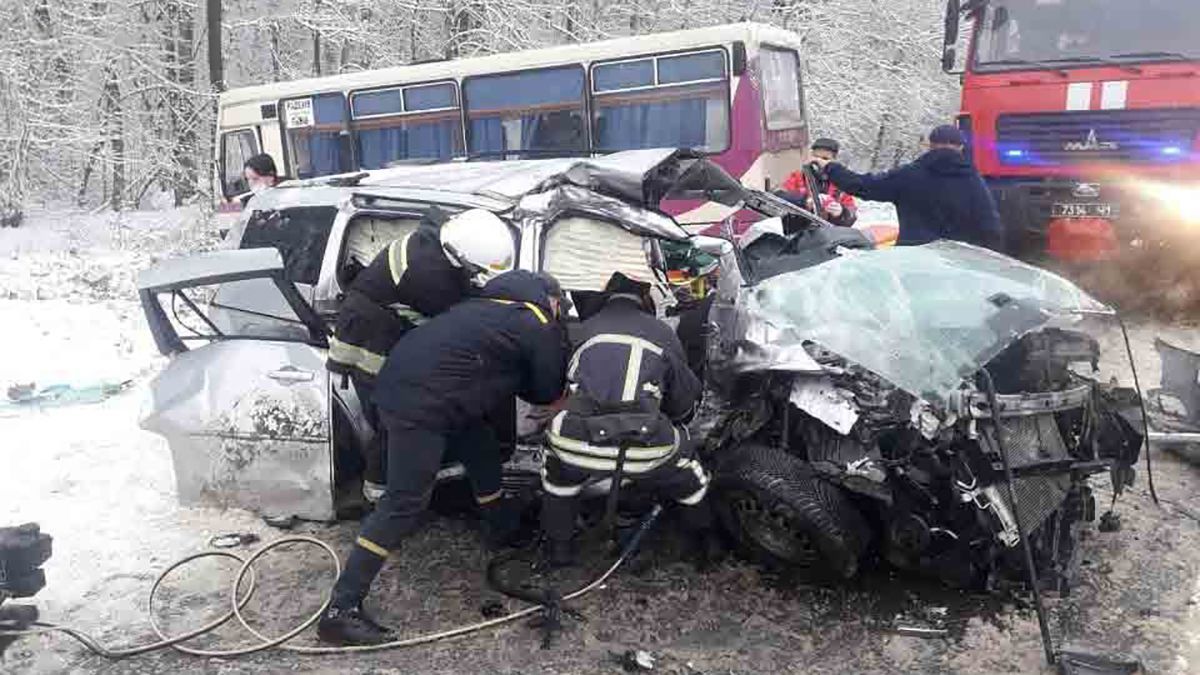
[704,326,1143,591]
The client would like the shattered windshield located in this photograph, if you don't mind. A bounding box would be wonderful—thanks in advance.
[745,241,1108,404]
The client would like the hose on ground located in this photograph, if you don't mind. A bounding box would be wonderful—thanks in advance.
[0,525,652,659]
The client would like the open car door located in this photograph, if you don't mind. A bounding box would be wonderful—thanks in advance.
[137,248,336,521]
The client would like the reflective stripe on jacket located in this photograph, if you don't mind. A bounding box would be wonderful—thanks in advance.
[546,295,700,473]
[327,224,468,380]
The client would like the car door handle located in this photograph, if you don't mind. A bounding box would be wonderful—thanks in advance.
[267,367,315,383]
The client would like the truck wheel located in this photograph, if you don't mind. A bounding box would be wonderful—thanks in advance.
[714,443,869,579]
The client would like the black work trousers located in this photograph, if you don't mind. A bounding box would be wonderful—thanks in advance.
[351,375,385,485]
[540,446,712,546]
[331,410,502,608]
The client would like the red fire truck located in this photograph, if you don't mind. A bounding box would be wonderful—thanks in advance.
[942,0,1199,261]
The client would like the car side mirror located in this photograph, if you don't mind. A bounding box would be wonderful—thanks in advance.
[691,235,734,257]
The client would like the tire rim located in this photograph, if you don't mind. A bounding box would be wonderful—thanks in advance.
[727,489,819,565]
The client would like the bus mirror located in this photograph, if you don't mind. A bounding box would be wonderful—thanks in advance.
[731,42,747,76]
[942,46,958,73]
[944,0,961,47]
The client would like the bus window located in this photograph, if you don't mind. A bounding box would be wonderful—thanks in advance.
[760,47,805,130]
[220,128,259,198]
[282,92,349,179]
[464,66,586,157]
[592,49,729,153]
[350,82,462,169]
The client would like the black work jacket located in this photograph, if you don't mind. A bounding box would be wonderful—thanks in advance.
[327,224,468,379]
[547,296,701,473]
[373,271,568,433]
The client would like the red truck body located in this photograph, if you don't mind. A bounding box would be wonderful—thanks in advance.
[951,0,1200,259]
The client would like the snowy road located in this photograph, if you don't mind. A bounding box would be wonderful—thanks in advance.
[3,210,1200,674]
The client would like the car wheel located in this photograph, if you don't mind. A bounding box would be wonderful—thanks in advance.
[714,443,869,579]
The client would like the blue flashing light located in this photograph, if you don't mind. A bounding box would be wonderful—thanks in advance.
[1005,149,1025,157]
[1161,146,1185,156]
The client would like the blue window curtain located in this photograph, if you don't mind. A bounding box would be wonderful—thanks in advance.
[470,118,505,155]
[595,99,709,151]
[465,66,585,155]
[356,121,459,168]
[288,93,348,178]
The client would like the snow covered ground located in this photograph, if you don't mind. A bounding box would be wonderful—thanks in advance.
[2,207,1200,674]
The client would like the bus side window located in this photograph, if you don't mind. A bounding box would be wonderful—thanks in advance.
[463,66,587,158]
[760,47,805,131]
[350,82,463,169]
[591,49,730,154]
[282,93,349,179]
[221,129,259,198]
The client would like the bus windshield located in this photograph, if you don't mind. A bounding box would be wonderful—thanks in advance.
[973,0,1198,71]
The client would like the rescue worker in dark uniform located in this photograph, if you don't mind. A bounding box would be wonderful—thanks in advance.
[326,207,516,503]
[540,273,717,567]
[318,270,569,646]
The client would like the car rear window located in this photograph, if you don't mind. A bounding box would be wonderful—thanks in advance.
[238,206,337,285]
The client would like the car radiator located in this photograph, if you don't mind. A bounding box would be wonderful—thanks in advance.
[988,414,1072,534]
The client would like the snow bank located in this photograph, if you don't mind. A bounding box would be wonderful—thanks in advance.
[0,206,222,391]
[0,207,223,304]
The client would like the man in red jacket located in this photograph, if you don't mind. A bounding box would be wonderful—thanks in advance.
[777,138,858,227]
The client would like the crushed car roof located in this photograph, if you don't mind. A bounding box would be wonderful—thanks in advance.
[277,148,739,209]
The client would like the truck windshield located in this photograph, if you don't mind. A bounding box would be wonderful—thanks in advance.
[973,0,1197,71]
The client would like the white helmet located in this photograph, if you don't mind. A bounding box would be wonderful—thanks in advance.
[440,209,515,285]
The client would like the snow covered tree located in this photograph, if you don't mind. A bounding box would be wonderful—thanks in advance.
[0,0,961,214]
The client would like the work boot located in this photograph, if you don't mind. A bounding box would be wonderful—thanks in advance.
[480,495,533,549]
[678,501,724,571]
[317,603,393,646]
[688,529,727,572]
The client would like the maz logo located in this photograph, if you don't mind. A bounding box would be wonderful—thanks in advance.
[1064,129,1119,152]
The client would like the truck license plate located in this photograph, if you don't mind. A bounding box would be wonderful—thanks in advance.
[1052,202,1118,219]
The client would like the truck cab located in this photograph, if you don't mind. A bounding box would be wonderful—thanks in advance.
[942,0,1200,259]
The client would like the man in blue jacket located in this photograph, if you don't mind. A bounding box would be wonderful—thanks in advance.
[318,270,569,646]
[816,125,1005,251]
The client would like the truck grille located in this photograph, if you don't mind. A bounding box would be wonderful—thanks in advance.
[996,108,1200,164]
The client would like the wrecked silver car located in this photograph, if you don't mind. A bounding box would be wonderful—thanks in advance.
[701,233,1145,590]
[136,149,764,522]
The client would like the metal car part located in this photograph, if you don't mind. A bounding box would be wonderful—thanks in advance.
[954,383,1094,419]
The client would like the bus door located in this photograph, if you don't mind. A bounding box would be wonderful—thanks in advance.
[220,127,260,197]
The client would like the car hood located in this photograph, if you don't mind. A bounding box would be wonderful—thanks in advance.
[736,241,1110,405]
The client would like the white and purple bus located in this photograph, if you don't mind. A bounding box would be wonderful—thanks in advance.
[216,22,809,228]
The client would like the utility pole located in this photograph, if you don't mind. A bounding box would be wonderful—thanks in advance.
[206,0,224,91]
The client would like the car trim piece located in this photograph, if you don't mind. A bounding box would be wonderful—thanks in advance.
[958,383,1093,419]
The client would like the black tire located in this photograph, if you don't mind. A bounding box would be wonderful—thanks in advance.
[714,443,870,579]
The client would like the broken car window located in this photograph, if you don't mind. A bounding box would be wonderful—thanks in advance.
[158,279,311,344]
[745,241,1108,405]
[238,206,338,285]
